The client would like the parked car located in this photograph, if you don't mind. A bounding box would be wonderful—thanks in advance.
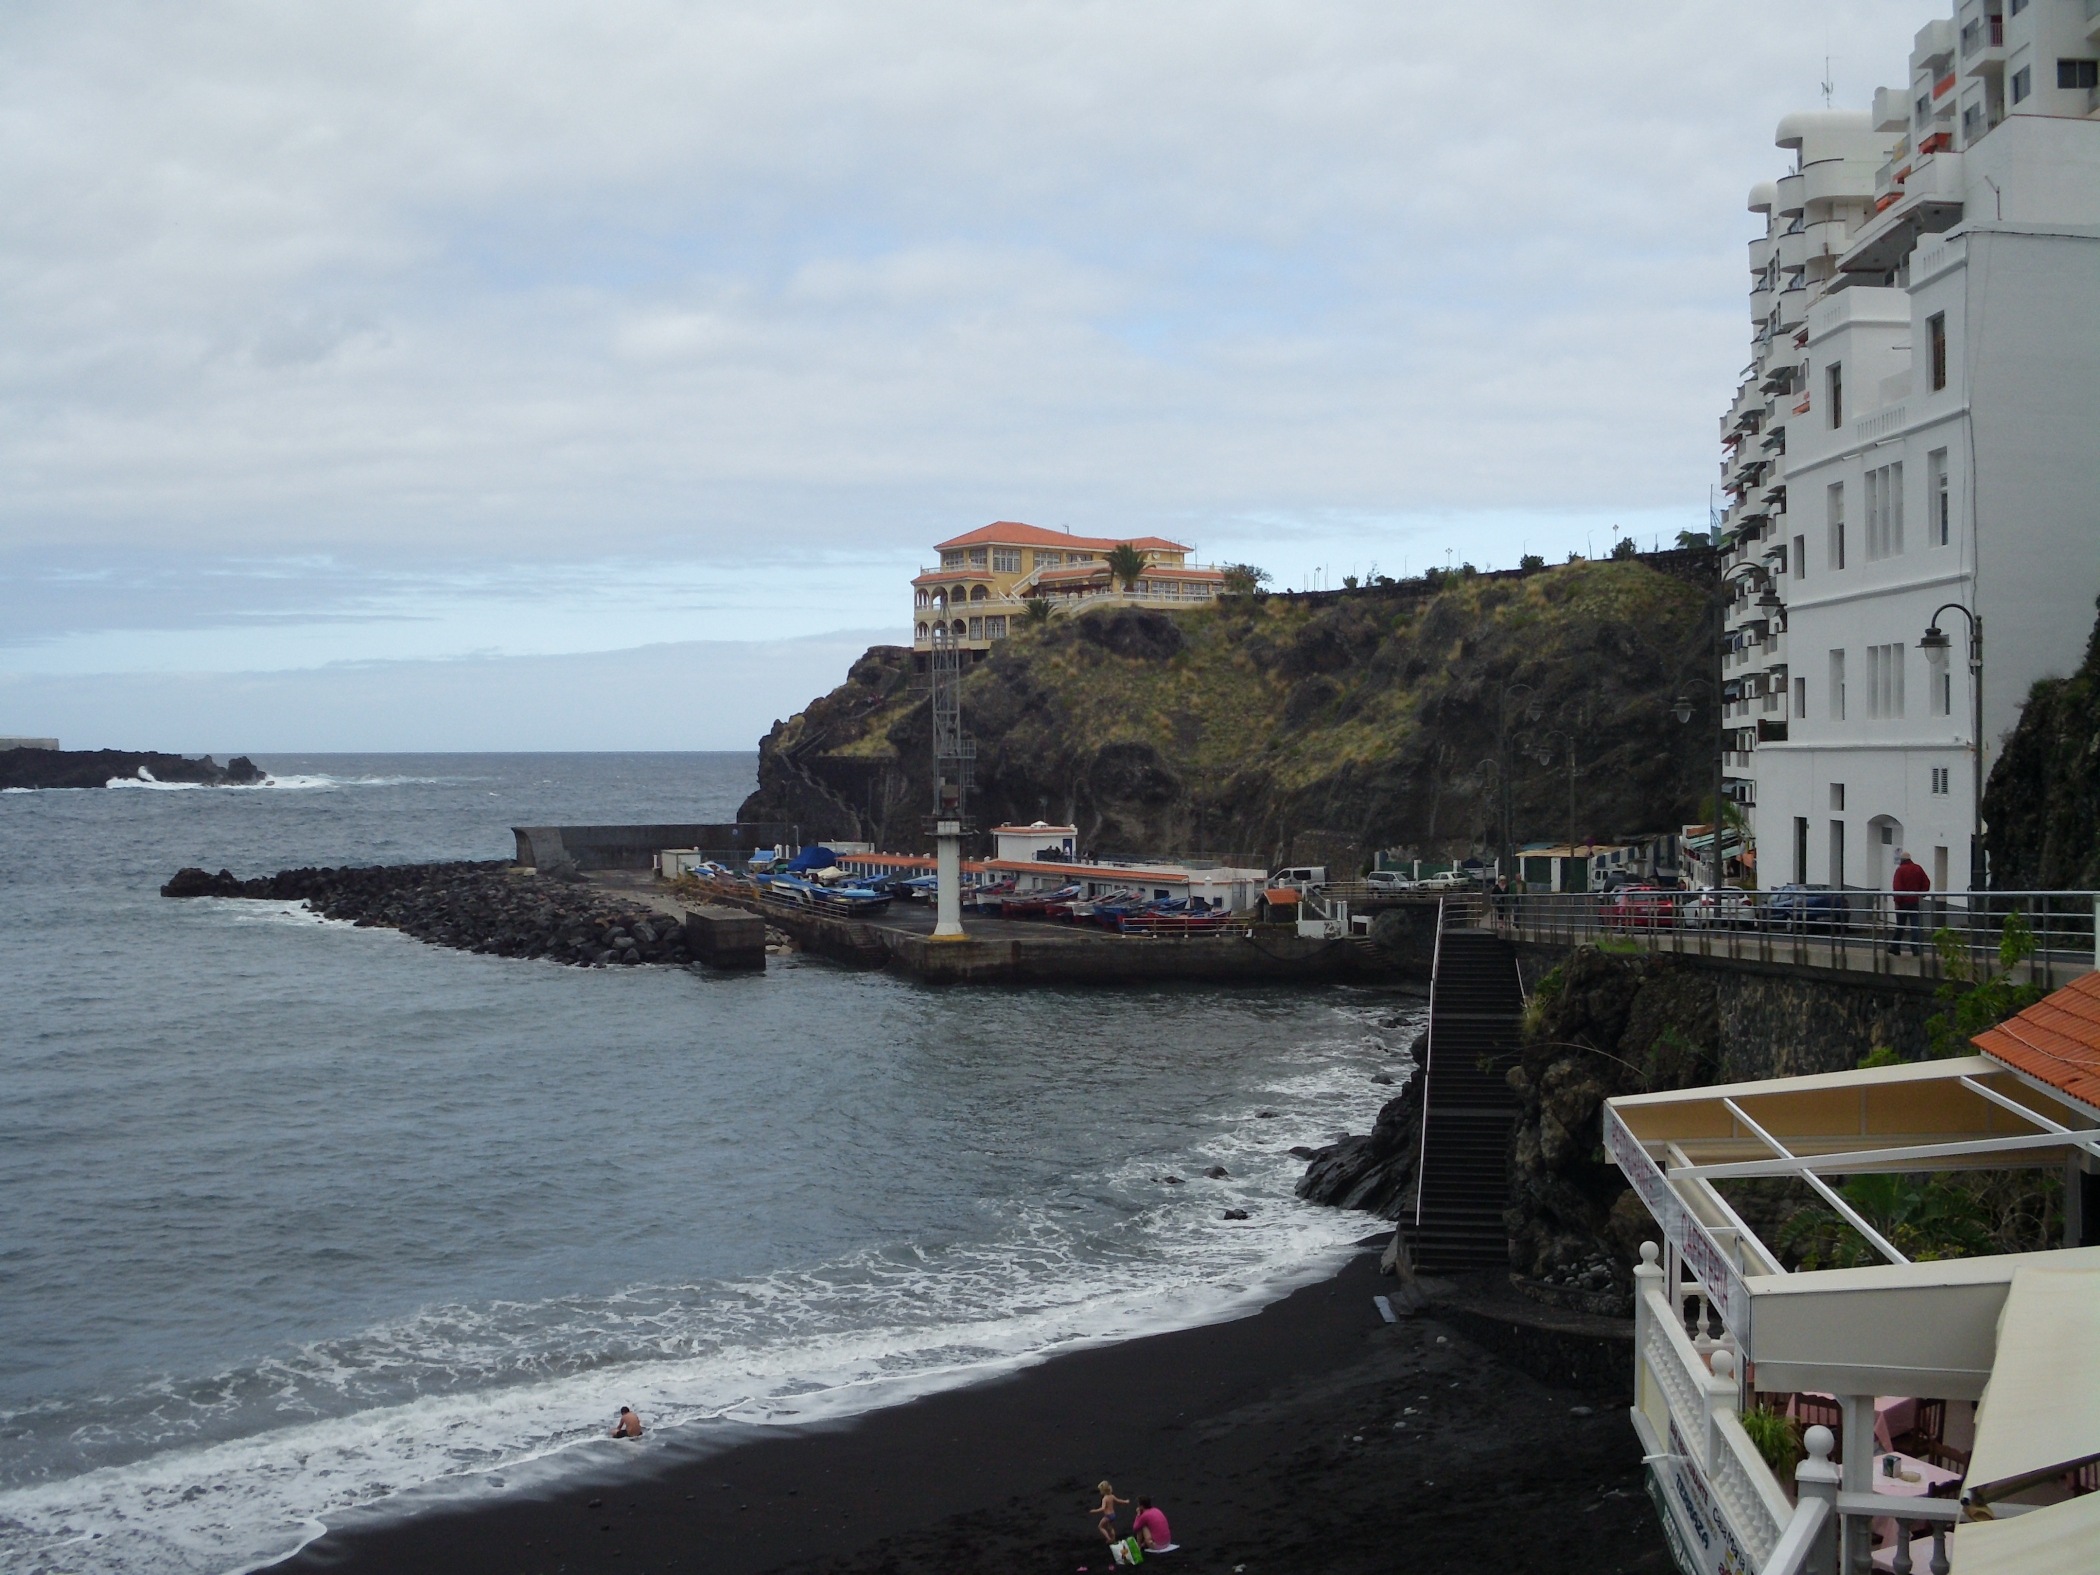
[1415,870,1475,892]
[1681,886,1756,929]
[1268,865,1328,891]
[1364,870,1415,891]
[1600,883,1677,931]
[1765,884,1850,933]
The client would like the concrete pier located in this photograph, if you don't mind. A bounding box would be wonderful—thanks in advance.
[718,893,1416,985]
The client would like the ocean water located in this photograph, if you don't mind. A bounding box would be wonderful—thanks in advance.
[0,754,1423,1575]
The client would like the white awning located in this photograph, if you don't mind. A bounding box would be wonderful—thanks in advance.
[1967,1262,2100,1497]
[1953,1490,2100,1575]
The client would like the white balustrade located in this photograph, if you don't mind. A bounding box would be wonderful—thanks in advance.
[1636,1244,1791,1569]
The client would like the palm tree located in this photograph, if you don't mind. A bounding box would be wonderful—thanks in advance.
[1105,543,1147,591]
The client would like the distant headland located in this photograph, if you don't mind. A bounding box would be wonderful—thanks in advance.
[0,743,264,790]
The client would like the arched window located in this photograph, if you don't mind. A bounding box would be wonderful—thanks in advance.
[951,619,967,639]
[916,622,929,642]
[915,588,929,607]
[970,584,989,602]
[951,585,968,605]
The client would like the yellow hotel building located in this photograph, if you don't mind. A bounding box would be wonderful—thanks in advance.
[912,522,1226,653]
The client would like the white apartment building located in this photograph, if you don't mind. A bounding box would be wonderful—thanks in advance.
[1718,0,2100,895]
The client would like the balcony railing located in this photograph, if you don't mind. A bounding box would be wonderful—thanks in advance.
[1476,888,2100,988]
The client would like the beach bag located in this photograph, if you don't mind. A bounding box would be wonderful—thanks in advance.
[1113,1535,1144,1564]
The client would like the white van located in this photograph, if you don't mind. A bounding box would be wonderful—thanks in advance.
[1267,866,1327,891]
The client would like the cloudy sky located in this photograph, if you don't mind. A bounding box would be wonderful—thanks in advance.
[1,1,1931,750]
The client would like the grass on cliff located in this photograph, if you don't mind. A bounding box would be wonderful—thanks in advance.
[951,559,1702,792]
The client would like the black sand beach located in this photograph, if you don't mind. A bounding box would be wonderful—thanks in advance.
[270,1250,1667,1575]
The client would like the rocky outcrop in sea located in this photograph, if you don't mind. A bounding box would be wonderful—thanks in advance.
[3,748,264,790]
[162,861,701,967]
[1293,1033,1426,1218]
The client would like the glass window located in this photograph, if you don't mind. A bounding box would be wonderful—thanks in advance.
[942,550,963,568]
[1793,533,1806,578]
[992,548,1021,573]
[1826,362,1844,428]
[2060,59,2100,90]
[1829,650,1847,720]
[2010,65,2030,103]
[1827,483,1846,570]
[986,616,1008,639]
[1034,549,1063,569]
[968,547,988,568]
[1929,449,1950,544]
[1928,314,1947,391]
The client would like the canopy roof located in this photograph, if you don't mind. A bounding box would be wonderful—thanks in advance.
[1965,1261,2100,1501]
[1952,1489,2100,1575]
[1609,1055,2099,1283]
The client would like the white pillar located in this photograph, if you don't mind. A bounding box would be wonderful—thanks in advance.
[1840,1394,1879,1574]
[1796,1426,1842,1575]
[933,821,965,940]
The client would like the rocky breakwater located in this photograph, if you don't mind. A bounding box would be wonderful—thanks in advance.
[162,861,699,967]
[3,748,264,790]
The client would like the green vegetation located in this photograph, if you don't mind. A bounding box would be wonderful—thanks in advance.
[1778,1173,1995,1269]
[1738,1406,1803,1477]
[1925,912,2045,1059]
[1105,543,1147,590]
[1985,595,2100,887]
[1219,563,1270,595]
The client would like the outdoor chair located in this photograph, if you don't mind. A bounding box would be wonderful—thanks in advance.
[1920,1437,1969,1475]
[1895,1397,1946,1456]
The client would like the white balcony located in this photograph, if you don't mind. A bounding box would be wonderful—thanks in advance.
[1839,151,1964,275]
[1774,172,1805,218]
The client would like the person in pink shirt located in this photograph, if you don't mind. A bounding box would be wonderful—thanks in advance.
[1130,1497,1171,1551]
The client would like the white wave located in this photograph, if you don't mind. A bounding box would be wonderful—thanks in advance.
[0,1005,1424,1575]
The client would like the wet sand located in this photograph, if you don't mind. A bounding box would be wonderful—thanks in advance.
[269,1250,1667,1575]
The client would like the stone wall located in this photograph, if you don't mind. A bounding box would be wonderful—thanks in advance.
[1514,945,1939,1077]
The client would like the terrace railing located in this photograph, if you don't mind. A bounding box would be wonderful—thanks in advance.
[1477,888,2100,988]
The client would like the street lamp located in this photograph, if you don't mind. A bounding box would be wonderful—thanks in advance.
[1493,681,1543,886]
[1531,730,1583,855]
[1670,677,1729,888]
[1920,603,1984,889]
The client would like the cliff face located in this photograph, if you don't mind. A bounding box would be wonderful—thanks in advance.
[740,555,1716,869]
[1984,596,2100,889]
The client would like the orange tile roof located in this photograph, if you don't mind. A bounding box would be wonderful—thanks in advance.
[934,521,1193,554]
[912,569,996,585]
[1972,971,2100,1117]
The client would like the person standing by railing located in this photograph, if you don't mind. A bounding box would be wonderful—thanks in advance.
[1891,851,1930,955]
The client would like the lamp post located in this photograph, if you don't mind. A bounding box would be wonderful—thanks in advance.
[1919,603,1984,890]
[1531,731,1582,857]
[1494,681,1544,887]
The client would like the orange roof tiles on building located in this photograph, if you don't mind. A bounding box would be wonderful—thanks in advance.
[1973,970,2100,1117]
[934,521,1193,554]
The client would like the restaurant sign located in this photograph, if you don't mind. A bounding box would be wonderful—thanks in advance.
[1644,1420,1756,1575]
[1605,1103,1752,1344]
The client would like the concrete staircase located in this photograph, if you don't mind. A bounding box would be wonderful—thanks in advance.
[1409,926,1524,1272]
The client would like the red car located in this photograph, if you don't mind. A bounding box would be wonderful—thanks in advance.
[1600,884,1677,932]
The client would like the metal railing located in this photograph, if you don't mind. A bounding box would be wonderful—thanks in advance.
[1479,889,2100,988]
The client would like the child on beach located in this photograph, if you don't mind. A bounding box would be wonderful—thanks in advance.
[1090,1480,1129,1545]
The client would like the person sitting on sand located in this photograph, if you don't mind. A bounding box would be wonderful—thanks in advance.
[1090,1480,1129,1545]
[610,1406,643,1439]
[1131,1496,1171,1551]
